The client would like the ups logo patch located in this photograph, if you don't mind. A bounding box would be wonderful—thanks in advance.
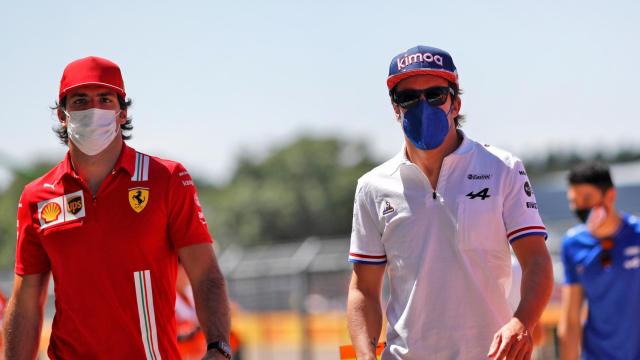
[66,196,83,215]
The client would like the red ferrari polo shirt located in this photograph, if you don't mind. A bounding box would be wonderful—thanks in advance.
[15,143,212,360]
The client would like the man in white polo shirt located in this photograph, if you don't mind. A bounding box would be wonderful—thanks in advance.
[346,45,554,360]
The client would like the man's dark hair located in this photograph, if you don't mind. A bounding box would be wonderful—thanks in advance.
[568,161,614,192]
[52,96,133,144]
[390,81,466,128]
[449,83,465,128]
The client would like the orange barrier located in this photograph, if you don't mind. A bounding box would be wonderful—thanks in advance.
[339,343,385,359]
[36,305,560,359]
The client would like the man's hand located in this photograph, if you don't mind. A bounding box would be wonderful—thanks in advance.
[487,317,533,360]
[495,234,552,359]
[202,349,229,360]
[586,206,607,233]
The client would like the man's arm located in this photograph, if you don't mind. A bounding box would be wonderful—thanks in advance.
[178,243,230,359]
[347,263,385,360]
[3,272,50,360]
[488,234,553,359]
[558,284,584,360]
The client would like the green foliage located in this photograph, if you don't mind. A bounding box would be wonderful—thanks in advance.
[198,137,377,247]
[1,138,638,261]
[525,146,640,177]
[0,137,376,266]
[0,162,56,268]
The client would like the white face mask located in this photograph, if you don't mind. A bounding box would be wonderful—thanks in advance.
[65,108,120,156]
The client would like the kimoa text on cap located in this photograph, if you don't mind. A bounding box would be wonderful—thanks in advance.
[397,52,444,70]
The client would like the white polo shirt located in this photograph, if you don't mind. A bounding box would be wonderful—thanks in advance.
[349,132,546,360]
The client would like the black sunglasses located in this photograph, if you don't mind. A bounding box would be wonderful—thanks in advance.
[600,237,614,268]
[392,86,454,109]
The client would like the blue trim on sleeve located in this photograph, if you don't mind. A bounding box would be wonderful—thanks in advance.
[509,231,548,244]
[348,259,387,265]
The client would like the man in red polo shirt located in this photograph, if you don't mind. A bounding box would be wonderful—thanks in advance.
[3,56,232,360]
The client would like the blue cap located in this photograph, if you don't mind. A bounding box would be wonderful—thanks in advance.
[387,45,458,90]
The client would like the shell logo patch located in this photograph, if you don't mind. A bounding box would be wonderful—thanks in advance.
[37,190,85,229]
[41,202,62,223]
[129,187,149,213]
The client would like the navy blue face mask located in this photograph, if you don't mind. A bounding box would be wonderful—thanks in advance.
[401,100,452,150]
[574,208,591,223]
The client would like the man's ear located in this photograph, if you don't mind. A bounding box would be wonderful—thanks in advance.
[392,101,402,121]
[57,108,67,125]
[451,96,462,117]
[604,187,617,208]
[118,109,128,125]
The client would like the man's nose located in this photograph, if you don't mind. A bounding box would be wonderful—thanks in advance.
[88,98,100,108]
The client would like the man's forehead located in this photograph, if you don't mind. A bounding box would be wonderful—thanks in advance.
[567,184,602,199]
[396,74,449,90]
[66,85,118,98]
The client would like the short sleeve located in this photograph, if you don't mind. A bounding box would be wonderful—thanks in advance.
[502,160,548,244]
[15,189,51,275]
[561,237,579,284]
[348,180,386,265]
[167,164,213,249]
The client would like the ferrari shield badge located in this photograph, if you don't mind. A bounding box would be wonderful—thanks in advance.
[129,187,149,213]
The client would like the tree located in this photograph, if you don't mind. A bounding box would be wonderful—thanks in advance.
[198,137,377,247]
[524,147,640,178]
[0,162,56,268]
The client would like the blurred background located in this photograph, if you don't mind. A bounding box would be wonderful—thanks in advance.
[1,0,639,359]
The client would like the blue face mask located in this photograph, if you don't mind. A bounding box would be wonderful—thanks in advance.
[401,100,452,150]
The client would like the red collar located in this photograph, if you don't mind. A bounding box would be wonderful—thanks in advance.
[56,143,138,180]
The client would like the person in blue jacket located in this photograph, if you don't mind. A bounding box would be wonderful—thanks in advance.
[559,161,640,359]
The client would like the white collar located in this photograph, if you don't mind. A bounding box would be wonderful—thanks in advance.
[385,130,475,175]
